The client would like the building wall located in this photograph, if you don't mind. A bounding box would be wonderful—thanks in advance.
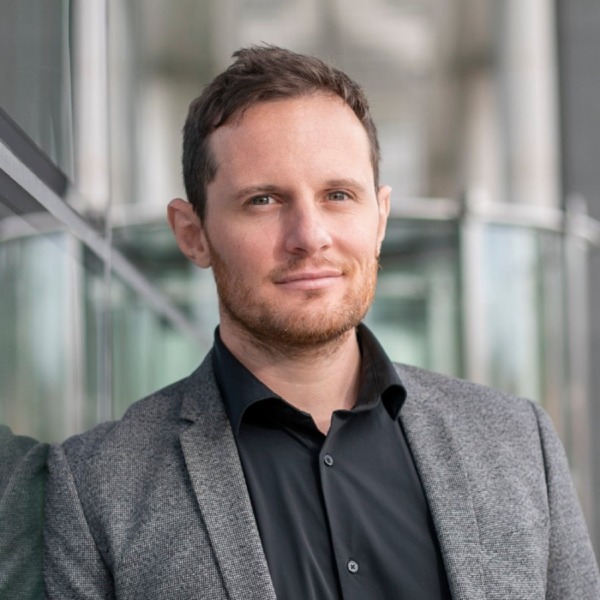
[556,0,600,555]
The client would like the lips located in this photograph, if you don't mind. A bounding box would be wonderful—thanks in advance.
[274,268,344,291]
[276,269,342,283]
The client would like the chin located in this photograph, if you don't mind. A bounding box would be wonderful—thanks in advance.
[224,294,371,349]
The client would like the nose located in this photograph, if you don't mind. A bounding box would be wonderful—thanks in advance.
[283,200,333,256]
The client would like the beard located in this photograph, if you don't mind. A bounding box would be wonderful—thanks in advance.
[206,236,379,351]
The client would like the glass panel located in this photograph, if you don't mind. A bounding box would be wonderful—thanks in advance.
[368,217,462,376]
[109,271,209,419]
[481,225,544,400]
[0,0,74,178]
[0,218,209,441]
[475,222,576,477]
[479,225,568,407]
[0,226,84,442]
[111,220,220,336]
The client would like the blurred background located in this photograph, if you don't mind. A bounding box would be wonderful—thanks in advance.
[1,0,600,552]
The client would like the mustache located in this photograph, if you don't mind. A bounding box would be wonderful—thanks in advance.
[268,257,350,281]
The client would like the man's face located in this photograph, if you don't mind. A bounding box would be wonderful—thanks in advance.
[195,94,389,349]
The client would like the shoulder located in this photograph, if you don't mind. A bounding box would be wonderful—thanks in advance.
[394,362,547,447]
[45,353,224,544]
[394,362,565,501]
[394,361,534,412]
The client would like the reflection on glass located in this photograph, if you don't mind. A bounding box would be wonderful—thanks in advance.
[482,225,543,400]
[0,222,207,442]
[109,271,206,419]
[368,217,461,376]
[479,225,568,408]
[0,231,82,442]
[478,225,570,446]
[0,0,74,178]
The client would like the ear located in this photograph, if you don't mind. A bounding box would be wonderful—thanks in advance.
[375,185,391,255]
[167,198,212,268]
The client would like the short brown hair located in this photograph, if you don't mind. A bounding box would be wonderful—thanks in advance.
[182,45,380,220]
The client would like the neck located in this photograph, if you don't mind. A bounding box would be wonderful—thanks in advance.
[219,321,362,434]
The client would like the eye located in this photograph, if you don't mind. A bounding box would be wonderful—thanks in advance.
[328,190,351,201]
[249,195,275,206]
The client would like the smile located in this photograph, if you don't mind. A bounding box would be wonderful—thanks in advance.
[275,270,343,291]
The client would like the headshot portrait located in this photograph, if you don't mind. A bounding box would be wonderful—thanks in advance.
[1,2,600,599]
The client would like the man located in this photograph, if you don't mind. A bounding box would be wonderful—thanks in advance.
[44,46,600,599]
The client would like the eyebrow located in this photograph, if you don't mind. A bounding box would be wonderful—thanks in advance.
[233,178,369,201]
[323,178,369,192]
[232,185,281,202]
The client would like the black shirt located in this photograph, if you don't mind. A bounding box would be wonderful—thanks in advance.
[212,324,451,600]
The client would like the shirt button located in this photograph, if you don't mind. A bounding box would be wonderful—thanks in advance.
[347,560,359,574]
[323,454,334,467]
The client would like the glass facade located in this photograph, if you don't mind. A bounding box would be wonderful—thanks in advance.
[1,0,599,554]
[0,0,74,179]
[368,218,462,376]
[0,213,204,442]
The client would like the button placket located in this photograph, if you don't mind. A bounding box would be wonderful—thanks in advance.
[320,424,363,595]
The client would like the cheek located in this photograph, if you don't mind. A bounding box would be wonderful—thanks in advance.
[346,227,381,260]
[213,228,249,258]
[220,233,273,276]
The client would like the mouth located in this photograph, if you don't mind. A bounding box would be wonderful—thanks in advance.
[274,269,343,291]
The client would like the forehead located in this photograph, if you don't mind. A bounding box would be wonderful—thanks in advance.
[207,94,374,188]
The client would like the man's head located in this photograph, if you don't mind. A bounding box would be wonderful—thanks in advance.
[182,45,381,221]
[170,46,390,353]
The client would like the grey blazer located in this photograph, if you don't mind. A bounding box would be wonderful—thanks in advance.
[43,354,600,599]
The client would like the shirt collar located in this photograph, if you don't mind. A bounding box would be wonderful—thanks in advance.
[212,324,406,435]
[354,323,406,419]
[212,328,277,434]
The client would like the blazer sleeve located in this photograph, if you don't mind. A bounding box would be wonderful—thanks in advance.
[43,443,114,600]
[532,403,600,599]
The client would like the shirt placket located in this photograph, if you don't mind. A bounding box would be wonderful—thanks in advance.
[318,413,365,600]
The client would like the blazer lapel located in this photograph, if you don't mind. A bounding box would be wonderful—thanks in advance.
[398,366,487,600]
[178,356,277,600]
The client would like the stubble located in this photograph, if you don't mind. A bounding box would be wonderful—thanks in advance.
[206,234,379,354]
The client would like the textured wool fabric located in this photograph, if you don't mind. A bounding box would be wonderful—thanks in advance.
[43,353,600,599]
[0,426,48,600]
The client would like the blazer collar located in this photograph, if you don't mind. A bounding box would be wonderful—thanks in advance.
[178,353,277,600]
[397,363,487,600]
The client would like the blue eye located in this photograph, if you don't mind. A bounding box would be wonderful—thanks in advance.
[250,195,274,205]
[328,191,350,201]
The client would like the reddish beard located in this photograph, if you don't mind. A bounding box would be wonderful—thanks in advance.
[206,235,379,349]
